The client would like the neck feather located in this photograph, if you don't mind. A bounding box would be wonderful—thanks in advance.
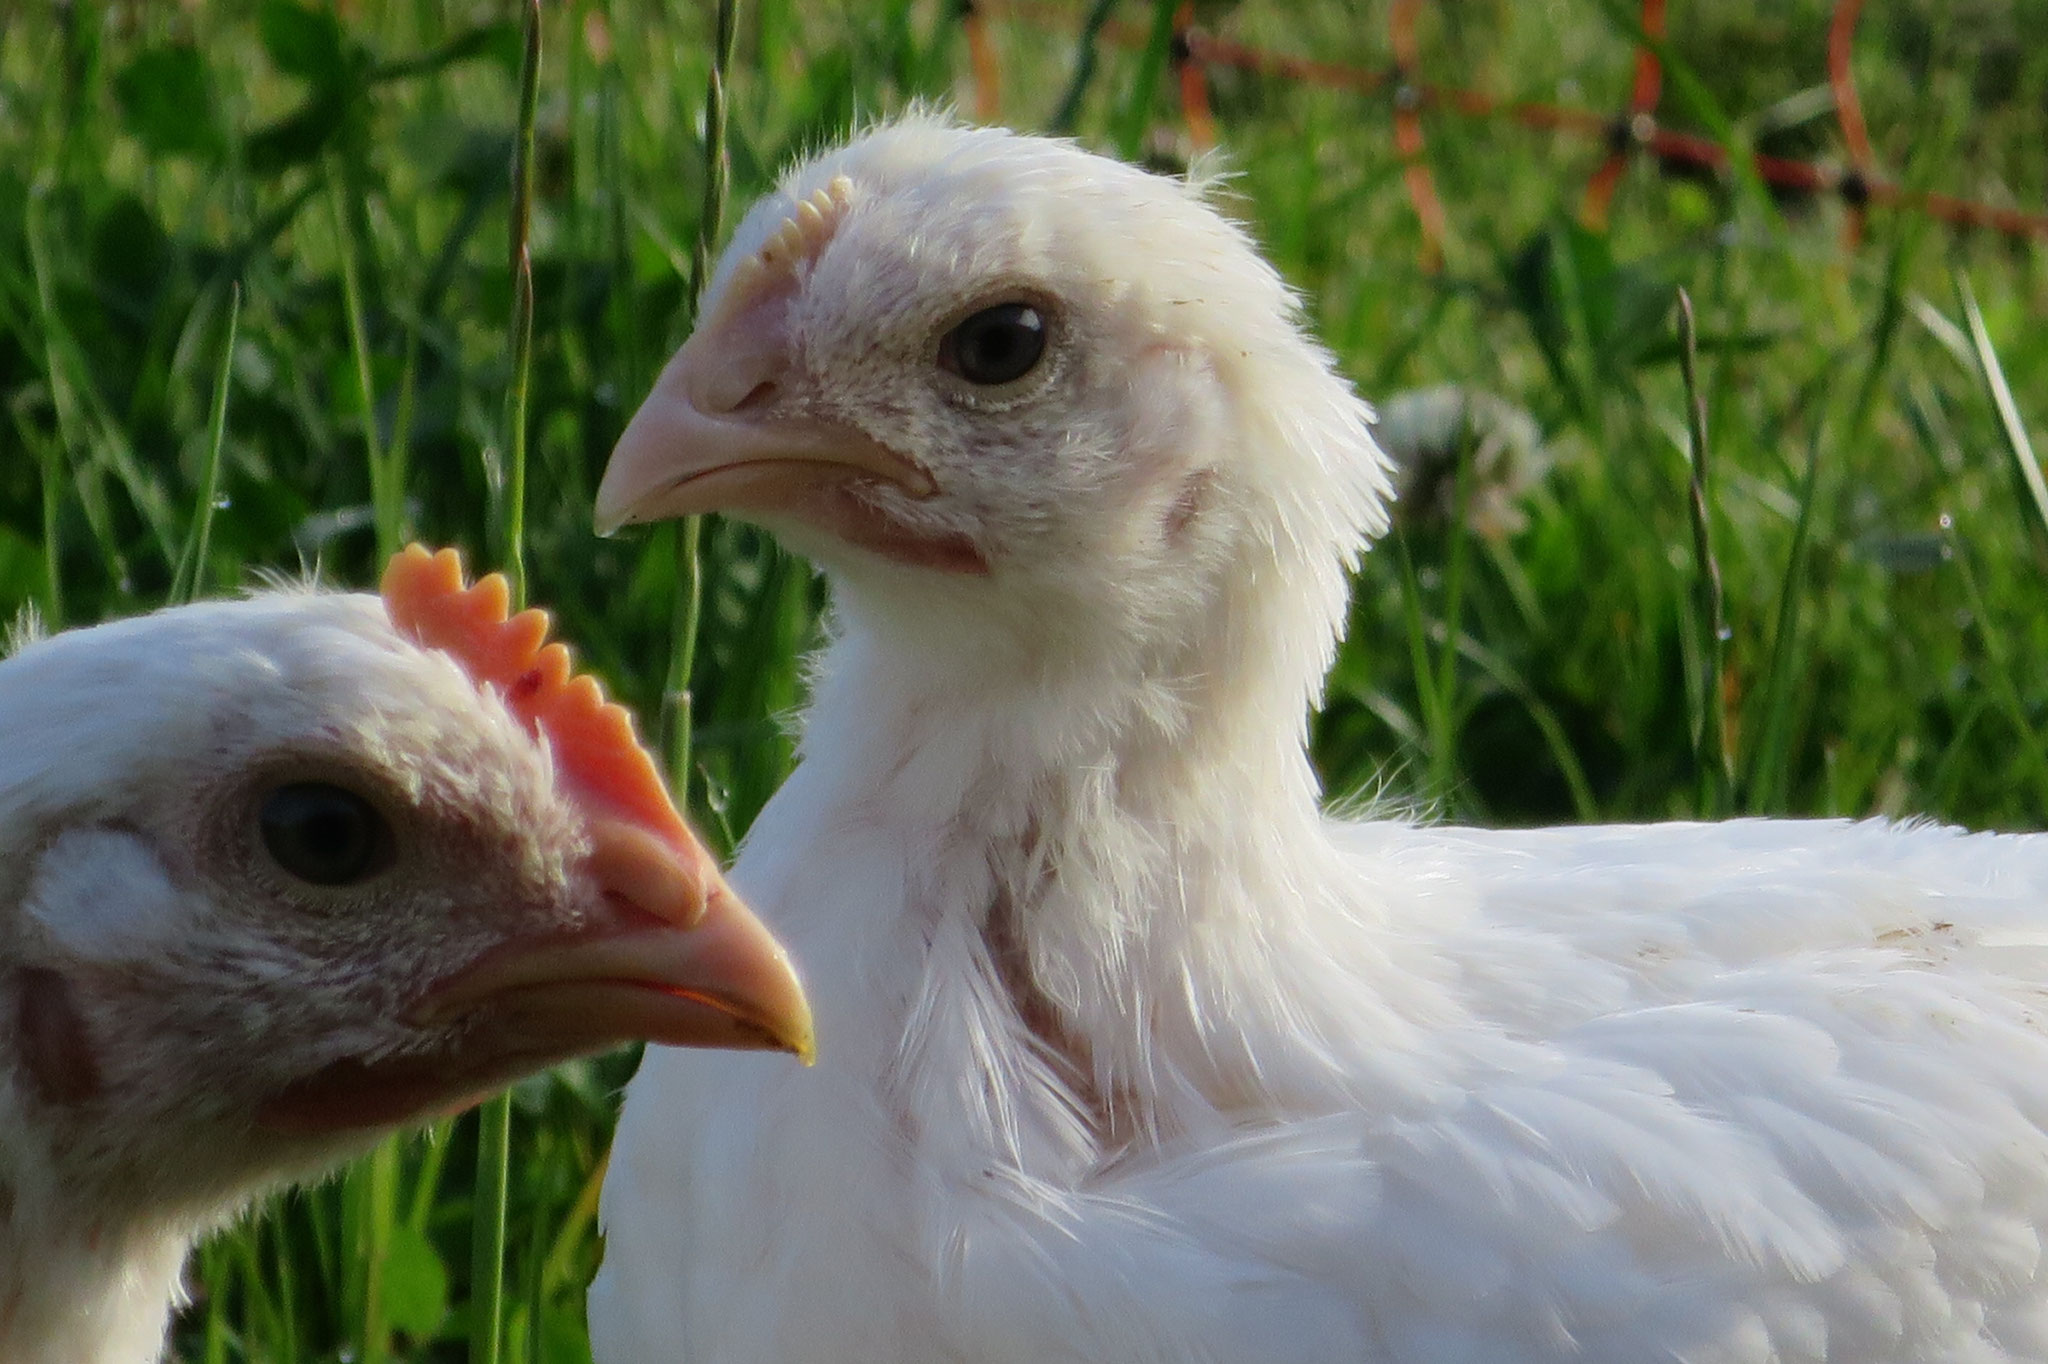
[0,1177,192,1364]
[813,543,1338,838]
[804,548,1358,1084]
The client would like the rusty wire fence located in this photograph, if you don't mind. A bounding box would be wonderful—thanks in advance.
[960,0,2048,265]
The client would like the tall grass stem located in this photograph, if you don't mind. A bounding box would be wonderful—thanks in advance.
[170,282,239,606]
[663,0,740,797]
[329,173,396,562]
[1051,0,1119,133]
[348,1141,399,1364]
[469,1100,513,1364]
[1954,272,2048,551]
[1111,0,1179,160]
[1677,288,1732,814]
[1944,522,2048,805]
[472,4,542,1362]
[503,0,542,607]
[24,178,80,621]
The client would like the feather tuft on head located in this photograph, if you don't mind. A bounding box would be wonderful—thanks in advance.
[378,545,692,851]
[4,602,45,659]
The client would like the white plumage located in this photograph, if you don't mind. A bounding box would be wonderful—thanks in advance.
[591,117,2048,1362]
[0,569,809,1363]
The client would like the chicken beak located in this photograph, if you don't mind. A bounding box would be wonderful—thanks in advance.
[256,821,813,1135]
[593,293,934,535]
[414,816,815,1062]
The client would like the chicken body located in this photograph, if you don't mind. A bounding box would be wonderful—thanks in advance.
[592,119,2048,1363]
[0,577,808,1362]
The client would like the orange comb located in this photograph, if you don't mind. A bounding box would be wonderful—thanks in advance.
[379,544,692,851]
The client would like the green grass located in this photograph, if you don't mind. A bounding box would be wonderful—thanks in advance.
[2,1,2045,1358]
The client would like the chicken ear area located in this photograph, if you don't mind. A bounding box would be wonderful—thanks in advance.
[14,967,102,1107]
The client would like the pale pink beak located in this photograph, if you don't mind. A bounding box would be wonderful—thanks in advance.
[257,818,814,1135]
[409,816,814,1059]
[594,290,934,536]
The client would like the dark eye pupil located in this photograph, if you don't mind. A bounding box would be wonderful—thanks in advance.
[259,782,391,887]
[941,303,1047,385]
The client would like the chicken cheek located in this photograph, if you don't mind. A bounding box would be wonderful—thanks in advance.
[15,967,103,1106]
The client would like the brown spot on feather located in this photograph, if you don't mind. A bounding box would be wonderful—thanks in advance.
[979,821,1149,1150]
[983,876,1119,1144]
[16,968,101,1107]
[1163,470,1213,544]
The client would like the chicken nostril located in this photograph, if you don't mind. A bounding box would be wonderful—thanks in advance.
[698,375,781,416]
[733,380,779,412]
[587,819,710,930]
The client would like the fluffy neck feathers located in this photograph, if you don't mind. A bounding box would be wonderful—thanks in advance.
[816,539,1331,840]
[794,522,1413,1154]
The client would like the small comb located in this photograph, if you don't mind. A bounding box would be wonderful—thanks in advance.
[703,174,855,331]
[379,545,692,850]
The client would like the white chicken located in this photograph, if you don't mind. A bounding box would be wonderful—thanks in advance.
[0,546,811,1364]
[590,117,2048,1363]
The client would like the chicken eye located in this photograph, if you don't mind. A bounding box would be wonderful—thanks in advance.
[258,783,394,888]
[939,303,1047,385]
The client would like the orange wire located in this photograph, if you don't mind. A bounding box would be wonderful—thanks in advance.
[1175,4,1215,150]
[1389,0,1445,272]
[979,0,2048,245]
[1827,0,1872,248]
[964,5,1002,122]
[1582,0,1664,229]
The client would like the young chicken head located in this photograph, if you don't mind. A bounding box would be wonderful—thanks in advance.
[0,556,811,1240]
[597,118,1393,693]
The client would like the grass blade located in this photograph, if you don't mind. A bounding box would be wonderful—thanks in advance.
[330,170,397,563]
[170,282,239,607]
[472,5,543,1362]
[1944,518,2048,807]
[502,0,542,606]
[200,1242,231,1364]
[663,0,741,797]
[1050,0,1119,134]
[1677,288,1731,815]
[345,1139,399,1364]
[1954,271,2048,552]
[24,175,109,614]
[1392,533,1449,803]
[21,417,65,627]
[1449,626,1599,820]
[1111,0,1178,161]
[1416,423,1481,806]
[1738,394,1827,812]
[470,1100,514,1364]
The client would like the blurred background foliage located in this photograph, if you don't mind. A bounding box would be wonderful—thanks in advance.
[2,0,2046,1358]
